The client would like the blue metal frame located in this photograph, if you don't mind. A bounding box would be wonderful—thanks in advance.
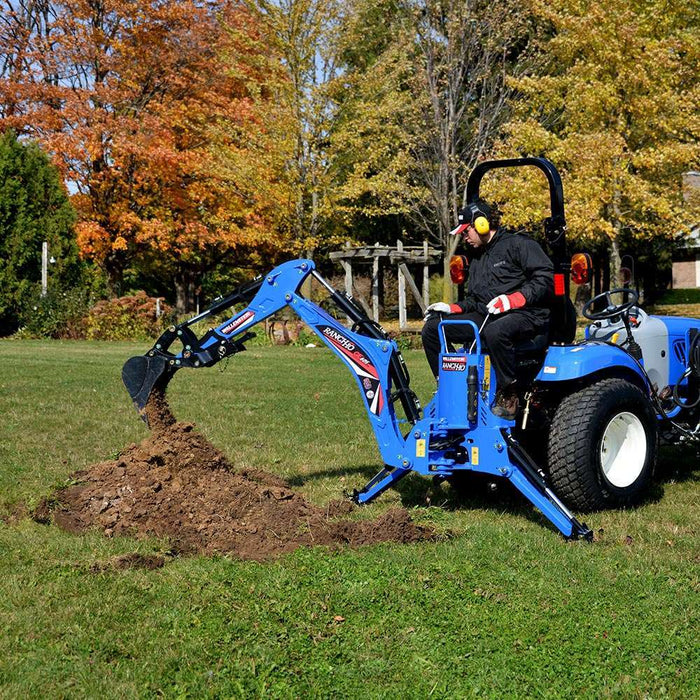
[534,343,645,383]
[186,259,588,539]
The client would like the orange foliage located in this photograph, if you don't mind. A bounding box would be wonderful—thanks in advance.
[0,1,285,295]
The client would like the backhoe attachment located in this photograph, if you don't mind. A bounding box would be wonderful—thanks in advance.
[122,275,262,421]
[119,256,592,541]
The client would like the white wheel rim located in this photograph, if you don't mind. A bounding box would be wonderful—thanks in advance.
[599,411,647,488]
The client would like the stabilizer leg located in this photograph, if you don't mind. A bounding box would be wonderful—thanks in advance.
[352,466,411,505]
[502,430,593,541]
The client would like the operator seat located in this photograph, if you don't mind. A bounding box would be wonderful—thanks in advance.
[513,297,577,381]
[513,329,550,382]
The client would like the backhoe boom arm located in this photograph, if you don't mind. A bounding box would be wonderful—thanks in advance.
[122,259,421,471]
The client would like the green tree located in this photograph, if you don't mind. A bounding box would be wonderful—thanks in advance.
[491,0,700,290]
[0,131,79,335]
[243,0,346,260]
[330,0,536,298]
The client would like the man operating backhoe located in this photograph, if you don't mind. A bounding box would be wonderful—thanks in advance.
[422,200,553,420]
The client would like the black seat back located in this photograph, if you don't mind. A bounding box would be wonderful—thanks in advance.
[549,297,577,344]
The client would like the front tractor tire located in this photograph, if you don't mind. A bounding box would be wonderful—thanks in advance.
[547,378,657,511]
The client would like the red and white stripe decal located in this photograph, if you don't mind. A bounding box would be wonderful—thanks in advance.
[318,326,384,415]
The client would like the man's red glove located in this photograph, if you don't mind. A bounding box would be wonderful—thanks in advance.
[486,292,526,315]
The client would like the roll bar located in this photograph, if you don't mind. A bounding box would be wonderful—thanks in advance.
[466,157,565,229]
[466,156,570,302]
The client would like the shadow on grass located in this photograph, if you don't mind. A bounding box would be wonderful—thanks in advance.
[633,444,700,509]
[656,444,700,484]
[394,471,560,533]
[287,443,699,535]
[286,464,378,487]
[290,462,560,533]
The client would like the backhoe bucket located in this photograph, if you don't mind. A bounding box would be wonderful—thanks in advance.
[122,355,173,417]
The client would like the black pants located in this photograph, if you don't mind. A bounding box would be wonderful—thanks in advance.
[421,310,545,388]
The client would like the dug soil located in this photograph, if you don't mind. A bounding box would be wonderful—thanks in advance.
[38,392,433,560]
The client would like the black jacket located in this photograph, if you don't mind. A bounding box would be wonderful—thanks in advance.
[456,229,553,323]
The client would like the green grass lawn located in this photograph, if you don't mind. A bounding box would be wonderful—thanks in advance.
[1,340,698,697]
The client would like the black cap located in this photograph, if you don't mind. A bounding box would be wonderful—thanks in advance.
[458,200,492,226]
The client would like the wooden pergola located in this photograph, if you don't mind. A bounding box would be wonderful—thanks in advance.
[329,240,441,329]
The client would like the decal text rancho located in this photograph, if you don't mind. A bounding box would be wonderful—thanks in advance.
[322,327,356,352]
[442,356,467,372]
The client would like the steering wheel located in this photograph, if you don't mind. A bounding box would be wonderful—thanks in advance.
[582,288,639,321]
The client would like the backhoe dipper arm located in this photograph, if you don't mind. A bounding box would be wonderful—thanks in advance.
[122,259,421,473]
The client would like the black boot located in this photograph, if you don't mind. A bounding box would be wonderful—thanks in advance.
[492,386,519,420]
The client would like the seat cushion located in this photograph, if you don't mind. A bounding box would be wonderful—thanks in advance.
[515,330,549,357]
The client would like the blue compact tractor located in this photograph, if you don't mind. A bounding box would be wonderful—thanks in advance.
[122,158,700,540]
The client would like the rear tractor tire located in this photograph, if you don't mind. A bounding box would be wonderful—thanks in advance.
[547,378,657,511]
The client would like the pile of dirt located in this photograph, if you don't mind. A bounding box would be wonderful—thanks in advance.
[38,392,433,560]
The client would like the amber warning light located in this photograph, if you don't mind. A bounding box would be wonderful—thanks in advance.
[571,252,592,285]
[449,255,469,285]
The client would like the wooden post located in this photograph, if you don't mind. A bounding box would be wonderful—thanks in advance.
[41,241,48,297]
[397,239,406,330]
[399,263,427,314]
[372,244,380,322]
[423,240,430,308]
[341,260,352,297]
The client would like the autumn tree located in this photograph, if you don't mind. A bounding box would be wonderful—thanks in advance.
[0,130,79,334]
[0,1,286,313]
[330,0,536,298]
[241,0,346,264]
[491,0,700,291]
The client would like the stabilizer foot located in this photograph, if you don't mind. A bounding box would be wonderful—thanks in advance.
[352,465,410,504]
[502,429,594,541]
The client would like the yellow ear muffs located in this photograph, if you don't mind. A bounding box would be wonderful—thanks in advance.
[474,216,490,235]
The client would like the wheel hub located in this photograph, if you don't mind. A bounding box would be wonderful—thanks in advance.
[600,411,647,488]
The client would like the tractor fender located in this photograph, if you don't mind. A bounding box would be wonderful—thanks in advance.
[535,342,645,384]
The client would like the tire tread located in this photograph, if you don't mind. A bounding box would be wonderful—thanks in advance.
[547,378,656,511]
